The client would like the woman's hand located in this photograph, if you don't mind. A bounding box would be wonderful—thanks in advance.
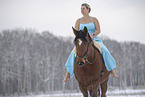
[90,34,94,40]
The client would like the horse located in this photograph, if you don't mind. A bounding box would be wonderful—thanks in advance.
[73,26,111,97]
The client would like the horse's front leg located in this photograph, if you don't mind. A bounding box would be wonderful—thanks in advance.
[100,78,109,97]
[79,84,88,97]
[91,82,100,97]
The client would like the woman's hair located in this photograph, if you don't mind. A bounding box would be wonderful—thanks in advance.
[81,3,91,13]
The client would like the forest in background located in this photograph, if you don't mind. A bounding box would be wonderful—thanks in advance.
[0,28,145,96]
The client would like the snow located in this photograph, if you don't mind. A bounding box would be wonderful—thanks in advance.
[18,93,145,97]
[17,89,145,97]
[107,88,145,95]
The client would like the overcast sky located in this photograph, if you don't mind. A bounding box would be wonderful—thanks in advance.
[0,0,145,44]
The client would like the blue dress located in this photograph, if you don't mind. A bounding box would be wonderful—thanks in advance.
[65,22,116,78]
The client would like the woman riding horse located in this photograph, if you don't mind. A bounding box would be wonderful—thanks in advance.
[63,3,118,82]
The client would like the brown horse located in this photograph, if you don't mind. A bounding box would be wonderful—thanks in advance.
[73,27,111,97]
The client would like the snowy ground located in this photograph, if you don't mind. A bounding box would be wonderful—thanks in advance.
[19,92,145,97]
[25,93,145,97]
[2,89,145,97]
[107,88,145,97]
[20,89,145,97]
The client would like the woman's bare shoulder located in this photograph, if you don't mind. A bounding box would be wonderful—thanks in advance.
[92,17,99,22]
[76,17,82,23]
[75,18,82,30]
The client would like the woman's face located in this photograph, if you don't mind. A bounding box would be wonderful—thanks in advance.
[81,6,89,15]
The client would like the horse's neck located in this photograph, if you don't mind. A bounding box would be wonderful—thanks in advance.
[88,44,95,60]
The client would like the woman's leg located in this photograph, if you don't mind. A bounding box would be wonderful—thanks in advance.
[63,48,75,82]
[98,41,118,78]
[111,69,118,78]
[62,70,70,82]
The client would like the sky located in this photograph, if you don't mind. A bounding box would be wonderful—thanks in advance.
[0,0,145,44]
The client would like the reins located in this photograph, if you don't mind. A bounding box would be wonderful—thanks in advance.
[76,41,105,78]
[76,43,89,58]
[76,43,96,64]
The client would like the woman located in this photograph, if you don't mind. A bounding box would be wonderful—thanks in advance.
[62,3,118,82]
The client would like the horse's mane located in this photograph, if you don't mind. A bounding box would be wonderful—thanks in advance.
[74,30,92,43]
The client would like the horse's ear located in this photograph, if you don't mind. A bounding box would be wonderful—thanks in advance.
[72,27,77,36]
[84,26,92,42]
[83,26,88,35]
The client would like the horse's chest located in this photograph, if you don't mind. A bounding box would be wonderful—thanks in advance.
[74,64,99,82]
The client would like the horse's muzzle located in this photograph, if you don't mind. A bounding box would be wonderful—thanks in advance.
[77,61,85,67]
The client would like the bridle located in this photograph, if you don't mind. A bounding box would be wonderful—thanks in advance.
[76,42,96,64]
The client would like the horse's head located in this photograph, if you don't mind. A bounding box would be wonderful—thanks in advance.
[73,26,92,67]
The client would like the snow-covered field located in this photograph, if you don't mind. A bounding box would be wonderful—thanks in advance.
[26,93,145,97]
[107,88,145,96]
[17,89,145,97]
[1,89,145,97]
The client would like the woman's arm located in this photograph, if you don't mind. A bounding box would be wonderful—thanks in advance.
[90,17,101,39]
[75,18,81,30]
